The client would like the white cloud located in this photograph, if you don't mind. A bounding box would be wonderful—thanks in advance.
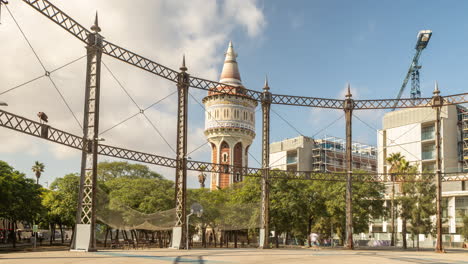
[0,0,266,187]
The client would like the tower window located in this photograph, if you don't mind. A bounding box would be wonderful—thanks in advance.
[223,153,228,162]
[235,173,241,182]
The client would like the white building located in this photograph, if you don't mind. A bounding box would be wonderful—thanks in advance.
[377,102,468,244]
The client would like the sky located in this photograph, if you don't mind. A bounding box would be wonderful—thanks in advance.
[1,0,468,188]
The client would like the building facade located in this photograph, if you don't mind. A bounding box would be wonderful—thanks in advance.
[270,135,377,173]
[203,42,257,190]
[376,103,468,244]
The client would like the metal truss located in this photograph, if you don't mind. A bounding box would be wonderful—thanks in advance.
[3,108,468,184]
[22,0,468,110]
[442,172,468,182]
[98,144,177,168]
[22,0,89,43]
[3,109,468,184]
[0,109,83,149]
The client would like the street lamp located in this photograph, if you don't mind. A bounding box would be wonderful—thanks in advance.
[187,203,203,250]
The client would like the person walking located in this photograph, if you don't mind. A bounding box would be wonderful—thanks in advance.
[310,232,320,250]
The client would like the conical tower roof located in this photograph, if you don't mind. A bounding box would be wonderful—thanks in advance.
[219,41,243,87]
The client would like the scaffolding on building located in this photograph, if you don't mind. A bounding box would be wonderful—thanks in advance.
[463,110,468,172]
[312,135,377,173]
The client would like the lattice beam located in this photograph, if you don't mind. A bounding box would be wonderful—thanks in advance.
[22,0,468,109]
[0,109,83,149]
[3,109,468,182]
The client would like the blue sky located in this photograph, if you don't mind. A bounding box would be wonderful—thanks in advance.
[1,0,467,187]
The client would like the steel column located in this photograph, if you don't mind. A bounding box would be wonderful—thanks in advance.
[390,173,396,247]
[72,15,102,252]
[344,85,354,249]
[259,79,271,249]
[172,57,189,249]
[432,83,444,253]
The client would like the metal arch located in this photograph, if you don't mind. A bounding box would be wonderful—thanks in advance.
[21,0,468,109]
[2,109,468,182]
[101,41,179,83]
[22,0,90,43]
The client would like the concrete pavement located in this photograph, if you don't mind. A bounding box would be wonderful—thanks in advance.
[1,248,468,264]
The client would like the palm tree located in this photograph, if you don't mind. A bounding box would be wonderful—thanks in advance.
[397,158,412,249]
[386,152,405,174]
[31,161,45,185]
[386,152,405,247]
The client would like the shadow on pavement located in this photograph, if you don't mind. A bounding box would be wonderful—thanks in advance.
[173,255,205,263]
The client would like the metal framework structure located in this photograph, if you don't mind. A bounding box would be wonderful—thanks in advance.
[172,58,189,249]
[312,135,377,172]
[393,30,432,106]
[18,0,468,110]
[344,86,354,249]
[259,80,271,249]
[463,110,468,172]
[2,108,466,183]
[432,86,444,253]
[0,0,467,253]
[70,17,103,251]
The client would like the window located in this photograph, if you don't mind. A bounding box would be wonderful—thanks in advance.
[422,144,435,160]
[422,162,435,172]
[421,124,435,140]
[222,153,228,162]
[234,173,241,182]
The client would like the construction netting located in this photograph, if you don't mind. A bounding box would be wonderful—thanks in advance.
[95,188,261,232]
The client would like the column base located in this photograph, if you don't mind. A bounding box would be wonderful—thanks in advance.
[258,228,270,249]
[70,224,96,252]
[171,226,183,249]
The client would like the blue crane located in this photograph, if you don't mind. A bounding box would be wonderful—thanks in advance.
[392,30,432,110]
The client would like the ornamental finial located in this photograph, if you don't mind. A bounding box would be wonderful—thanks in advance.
[345,83,352,98]
[433,81,440,95]
[263,75,270,92]
[90,11,101,33]
[180,54,187,72]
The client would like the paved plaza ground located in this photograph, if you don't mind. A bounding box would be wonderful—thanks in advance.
[1,248,468,264]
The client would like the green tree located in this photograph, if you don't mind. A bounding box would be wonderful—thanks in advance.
[462,215,468,244]
[315,175,385,245]
[408,172,436,250]
[396,159,416,249]
[386,152,405,247]
[97,161,163,181]
[31,161,45,185]
[0,161,43,247]
[188,188,225,247]
[42,173,80,244]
